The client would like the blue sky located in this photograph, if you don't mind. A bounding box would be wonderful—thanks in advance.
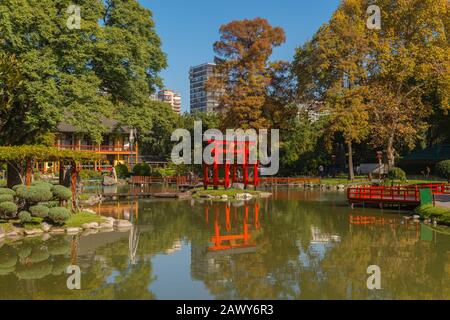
[140,0,340,112]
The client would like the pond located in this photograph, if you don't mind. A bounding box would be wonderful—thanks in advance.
[0,189,449,300]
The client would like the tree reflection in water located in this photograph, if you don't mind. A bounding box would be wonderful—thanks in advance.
[0,192,449,299]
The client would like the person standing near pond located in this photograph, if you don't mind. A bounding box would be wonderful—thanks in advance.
[318,165,324,177]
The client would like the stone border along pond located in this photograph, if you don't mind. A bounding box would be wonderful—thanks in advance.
[0,211,133,242]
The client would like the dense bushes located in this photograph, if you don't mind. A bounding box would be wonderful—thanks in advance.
[52,185,72,201]
[0,202,18,217]
[16,186,53,203]
[78,169,103,180]
[133,163,151,176]
[0,194,14,203]
[0,180,6,188]
[436,160,450,182]
[30,205,50,218]
[48,207,71,225]
[0,188,15,196]
[18,211,32,224]
[115,164,129,178]
[386,167,407,181]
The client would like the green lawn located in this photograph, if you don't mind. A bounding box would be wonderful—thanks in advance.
[193,188,262,198]
[64,212,106,228]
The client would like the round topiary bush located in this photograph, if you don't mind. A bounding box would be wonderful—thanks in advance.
[16,185,53,203]
[436,160,450,182]
[0,194,14,203]
[30,205,50,218]
[12,184,23,191]
[0,188,15,196]
[51,185,72,201]
[133,163,151,176]
[48,207,71,225]
[18,211,32,224]
[31,181,53,192]
[0,201,18,218]
[115,164,129,178]
[386,167,407,181]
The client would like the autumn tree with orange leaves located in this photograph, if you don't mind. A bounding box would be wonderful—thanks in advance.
[207,18,286,130]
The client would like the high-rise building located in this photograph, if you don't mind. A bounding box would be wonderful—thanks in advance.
[189,63,221,113]
[156,89,182,114]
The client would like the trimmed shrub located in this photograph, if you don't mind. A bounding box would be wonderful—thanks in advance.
[115,164,129,178]
[12,184,23,191]
[0,188,15,196]
[44,201,59,209]
[386,167,407,181]
[16,185,53,203]
[30,205,50,218]
[436,160,450,182]
[0,202,18,217]
[18,211,32,224]
[31,181,53,192]
[78,169,102,180]
[52,185,72,201]
[48,207,71,225]
[0,194,14,203]
[0,180,6,188]
[133,163,151,176]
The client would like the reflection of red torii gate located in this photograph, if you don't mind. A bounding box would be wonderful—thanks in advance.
[204,202,261,252]
[203,138,259,190]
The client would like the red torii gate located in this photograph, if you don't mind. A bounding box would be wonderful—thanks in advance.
[203,138,259,190]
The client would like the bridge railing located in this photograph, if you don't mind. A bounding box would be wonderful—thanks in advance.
[348,184,450,204]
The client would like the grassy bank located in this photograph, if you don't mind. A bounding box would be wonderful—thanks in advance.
[193,188,264,199]
[0,211,108,234]
[414,205,450,226]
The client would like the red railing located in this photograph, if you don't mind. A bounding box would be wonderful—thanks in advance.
[259,177,321,185]
[55,144,136,153]
[131,176,192,185]
[348,184,450,205]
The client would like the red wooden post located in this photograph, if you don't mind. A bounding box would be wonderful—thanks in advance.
[25,158,32,186]
[253,162,259,188]
[225,162,230,189]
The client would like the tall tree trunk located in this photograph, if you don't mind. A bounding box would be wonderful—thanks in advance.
[6,162,23,188]
[347,141,354,181]
[386,135,395,170]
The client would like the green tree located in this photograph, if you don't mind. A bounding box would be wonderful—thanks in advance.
[0,0,167,145]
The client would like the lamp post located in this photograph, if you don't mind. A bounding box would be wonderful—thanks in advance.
[376,151,383,180]
[129,128,137,169]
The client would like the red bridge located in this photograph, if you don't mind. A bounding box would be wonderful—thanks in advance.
[347,184,450,207]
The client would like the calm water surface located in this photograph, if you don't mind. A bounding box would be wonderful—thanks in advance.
[0,189,449,300]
